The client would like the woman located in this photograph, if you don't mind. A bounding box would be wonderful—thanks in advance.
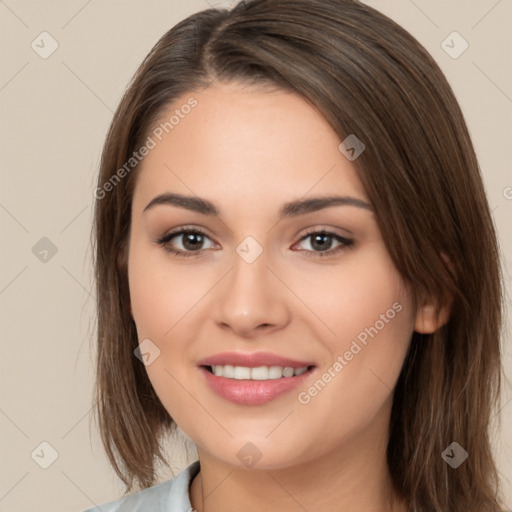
[86,0,506,510]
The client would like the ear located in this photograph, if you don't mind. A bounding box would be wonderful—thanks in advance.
[413,252,454,334]
[414,301,451,334]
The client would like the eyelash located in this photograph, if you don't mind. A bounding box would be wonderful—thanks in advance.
[153,226,354,259]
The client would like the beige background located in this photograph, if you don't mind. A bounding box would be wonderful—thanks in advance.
[0,1,511,511]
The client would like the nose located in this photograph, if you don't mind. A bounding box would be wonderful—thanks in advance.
[213,246,291,339]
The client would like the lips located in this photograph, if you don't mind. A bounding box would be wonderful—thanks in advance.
[197,351,317,405]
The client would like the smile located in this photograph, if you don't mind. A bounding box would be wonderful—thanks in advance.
[199,364,316,405]
[197,351,317,405]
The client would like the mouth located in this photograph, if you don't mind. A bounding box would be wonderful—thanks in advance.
[198,360,317,405]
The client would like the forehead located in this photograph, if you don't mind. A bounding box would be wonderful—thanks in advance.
[132,81,369,215]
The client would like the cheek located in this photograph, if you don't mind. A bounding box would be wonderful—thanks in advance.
[127,240,201,337]
[292,244,414,412]
[293,246,415,422]
[127,247,199,427]
[293,243,414,354]
[127,242,207,402]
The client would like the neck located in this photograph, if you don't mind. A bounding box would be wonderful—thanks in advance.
[189,399,407,512]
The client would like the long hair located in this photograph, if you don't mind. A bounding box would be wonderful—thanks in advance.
[90,1,505,509]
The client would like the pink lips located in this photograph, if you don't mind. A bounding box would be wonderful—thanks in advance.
[197,351,316,406]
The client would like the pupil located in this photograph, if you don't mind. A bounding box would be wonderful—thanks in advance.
[312,233,331,251]
[183,232,202,250]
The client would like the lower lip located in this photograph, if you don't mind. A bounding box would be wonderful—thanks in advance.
[199,366,315,405]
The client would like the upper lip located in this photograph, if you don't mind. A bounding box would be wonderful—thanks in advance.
[197,351,316,369]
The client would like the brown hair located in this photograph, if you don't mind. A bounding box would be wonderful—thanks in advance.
[90,1,506,510]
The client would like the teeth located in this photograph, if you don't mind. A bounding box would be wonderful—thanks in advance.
[210,365,310,379]
[282,366,295,378]
[222,365,234,378]
[233,366,251,380]
[268,366,283,379]
[250,366,270,380]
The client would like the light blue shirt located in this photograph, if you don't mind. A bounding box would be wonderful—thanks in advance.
[83,460,200,512]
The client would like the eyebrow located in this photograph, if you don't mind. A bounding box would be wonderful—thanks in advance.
[143,192,373,218]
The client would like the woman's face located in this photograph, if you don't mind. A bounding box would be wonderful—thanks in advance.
[127,81,419,469]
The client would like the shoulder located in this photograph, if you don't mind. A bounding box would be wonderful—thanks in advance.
[82,460,200,512]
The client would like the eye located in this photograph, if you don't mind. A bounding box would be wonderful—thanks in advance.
[154,227,217,258]
[292,228,354,258]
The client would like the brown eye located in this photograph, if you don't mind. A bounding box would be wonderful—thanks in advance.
[155,228,216,258]
[294,229,354,258]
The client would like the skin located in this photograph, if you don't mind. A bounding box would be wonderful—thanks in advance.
[127,81,447,512]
